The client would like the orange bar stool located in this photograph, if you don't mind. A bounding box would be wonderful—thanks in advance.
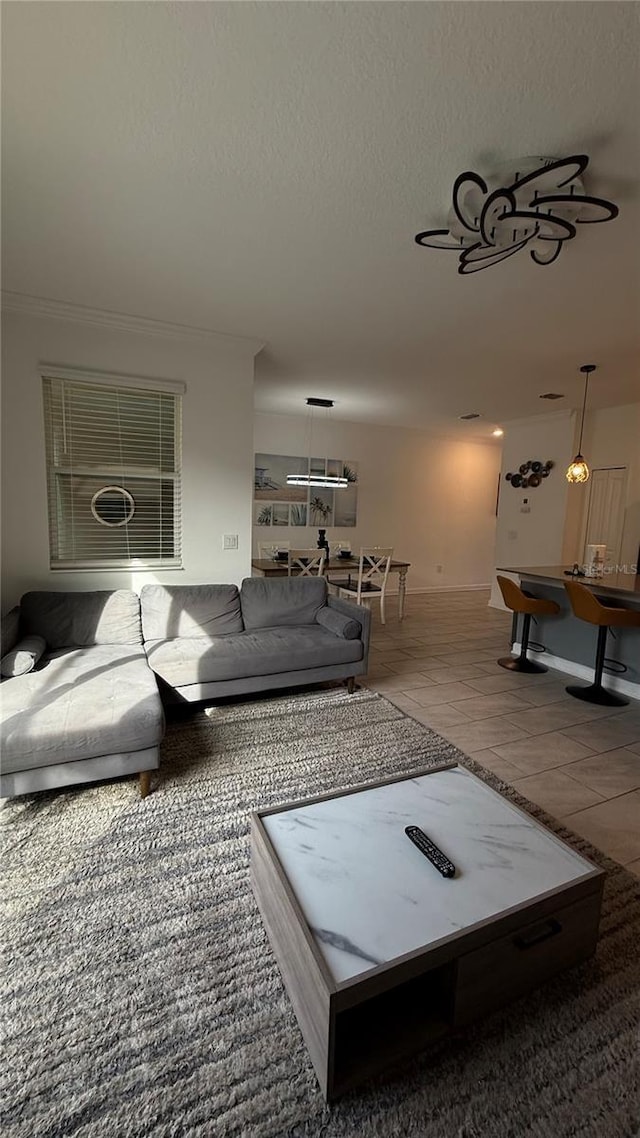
[496,575,561,674]
[564,580,640,707]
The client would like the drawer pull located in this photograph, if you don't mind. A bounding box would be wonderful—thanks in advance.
[514,918,562,950]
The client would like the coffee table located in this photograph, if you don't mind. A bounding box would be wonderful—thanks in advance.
[250,761,604,1100]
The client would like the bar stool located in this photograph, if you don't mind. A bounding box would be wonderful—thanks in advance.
[564,580,640,707]
[496,575,561,674]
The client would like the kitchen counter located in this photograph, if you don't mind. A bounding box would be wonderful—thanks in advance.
[496,565,640,697]
[497,564,640,600]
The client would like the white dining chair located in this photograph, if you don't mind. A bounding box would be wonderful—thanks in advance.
[331,547,393,623]
[258,540,290,561]
[287,548,326,576]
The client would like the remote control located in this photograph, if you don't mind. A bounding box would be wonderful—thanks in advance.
[405,826,456,878]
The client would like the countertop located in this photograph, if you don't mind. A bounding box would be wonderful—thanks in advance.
[498,564,640,600]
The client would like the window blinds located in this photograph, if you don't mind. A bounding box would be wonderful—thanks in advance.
[43,375,182,569]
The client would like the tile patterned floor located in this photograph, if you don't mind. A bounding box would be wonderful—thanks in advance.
[362,588,640,875]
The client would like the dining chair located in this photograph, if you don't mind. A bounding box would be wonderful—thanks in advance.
[258,540,290,561]
[331,547,393,623]
[287,548,327,576]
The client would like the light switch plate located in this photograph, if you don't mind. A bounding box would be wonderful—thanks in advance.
[223,534,239,550]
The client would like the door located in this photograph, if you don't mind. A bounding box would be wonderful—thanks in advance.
[583,467,627,567]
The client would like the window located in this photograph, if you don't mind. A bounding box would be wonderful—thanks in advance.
[42,372,183,569]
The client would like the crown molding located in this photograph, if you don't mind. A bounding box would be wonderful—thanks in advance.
[1,291,265,355]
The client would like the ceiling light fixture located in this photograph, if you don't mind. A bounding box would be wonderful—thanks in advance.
[286,398,348,489]
[492,428,504,437]
[566,365,596,485]
[415,155,618,275]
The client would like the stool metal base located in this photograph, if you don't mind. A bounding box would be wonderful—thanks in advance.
[565,683,628,708]
[498,655,548,674]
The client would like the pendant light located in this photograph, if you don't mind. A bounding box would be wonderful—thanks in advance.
[566,365,595,484]
[286,398,348,489]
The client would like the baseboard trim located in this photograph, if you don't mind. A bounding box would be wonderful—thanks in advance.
[513,642,640,701]
[406,584,491,595]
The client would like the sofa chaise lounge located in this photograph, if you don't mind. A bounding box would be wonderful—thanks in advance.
[0,589,164,799]
[0,577,370,799]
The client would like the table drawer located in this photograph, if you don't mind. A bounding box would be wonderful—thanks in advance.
[453,890,602,1026]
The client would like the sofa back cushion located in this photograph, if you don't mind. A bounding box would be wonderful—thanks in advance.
[20,590,142,648]
[140,584,243,641]
[240,576,327,630]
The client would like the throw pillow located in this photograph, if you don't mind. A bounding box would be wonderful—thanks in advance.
[0,635,47,678]
[316,607,361,640]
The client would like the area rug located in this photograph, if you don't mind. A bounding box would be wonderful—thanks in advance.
[1,688,638,1138]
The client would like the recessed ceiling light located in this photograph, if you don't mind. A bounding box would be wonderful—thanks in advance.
[459,412,481,420]
[492,428,504,437]
[539,393,564,400]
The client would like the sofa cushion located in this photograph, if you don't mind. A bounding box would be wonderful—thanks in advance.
[0,644,163,772]
[20,591,142,648]
[1,635,47,678]
[240,577,327,630]
[145,625,362,688]
[140,584,243,641]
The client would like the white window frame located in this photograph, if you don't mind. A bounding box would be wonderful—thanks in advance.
[42,366,185,571]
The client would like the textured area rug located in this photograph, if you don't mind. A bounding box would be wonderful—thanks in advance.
[1,688,639,1138]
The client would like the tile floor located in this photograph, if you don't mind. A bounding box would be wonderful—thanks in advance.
[362,588,640,875]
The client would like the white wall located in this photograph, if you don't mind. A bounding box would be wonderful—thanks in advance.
[254,413,501,592]
[1,308,258,609]
[563,402,640,571]
[491,410,575,608]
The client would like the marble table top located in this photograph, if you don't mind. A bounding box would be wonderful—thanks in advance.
[262,766,597,983]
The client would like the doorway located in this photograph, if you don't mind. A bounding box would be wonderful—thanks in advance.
[582,467,627,567]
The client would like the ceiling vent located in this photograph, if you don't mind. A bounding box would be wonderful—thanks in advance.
[539,393,565,400]
[306,397,334,408]
[459,412,481,420]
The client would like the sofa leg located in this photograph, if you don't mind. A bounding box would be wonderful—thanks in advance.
[347,676,356,694]
[139,771,152,799]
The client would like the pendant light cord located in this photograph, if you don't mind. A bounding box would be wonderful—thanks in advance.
[577,371,589,454]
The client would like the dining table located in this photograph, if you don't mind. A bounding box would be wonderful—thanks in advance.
[250,556,411,620]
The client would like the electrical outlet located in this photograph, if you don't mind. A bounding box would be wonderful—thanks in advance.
[223,534,238,551]
[520,497,531,514]
[508,530,518,540]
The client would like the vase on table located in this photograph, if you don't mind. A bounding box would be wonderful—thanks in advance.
[317,528,330,562]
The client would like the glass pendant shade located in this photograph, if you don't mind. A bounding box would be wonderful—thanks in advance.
[566,455,590,484]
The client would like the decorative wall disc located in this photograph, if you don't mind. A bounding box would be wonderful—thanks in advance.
[504,460,553,489]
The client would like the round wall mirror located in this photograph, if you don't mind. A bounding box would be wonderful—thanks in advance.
[90,486,135,527]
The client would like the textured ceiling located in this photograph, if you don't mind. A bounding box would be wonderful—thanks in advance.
[2,1,639,438]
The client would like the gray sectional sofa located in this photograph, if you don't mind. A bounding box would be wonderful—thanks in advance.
[0,577,370,798]
[0,590,164,799]
[141,577,370,702]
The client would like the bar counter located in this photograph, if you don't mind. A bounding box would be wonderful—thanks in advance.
[496,564,640,696]
[498,564,640,601]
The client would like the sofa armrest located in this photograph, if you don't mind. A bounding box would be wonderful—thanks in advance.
[325,595,371,656]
